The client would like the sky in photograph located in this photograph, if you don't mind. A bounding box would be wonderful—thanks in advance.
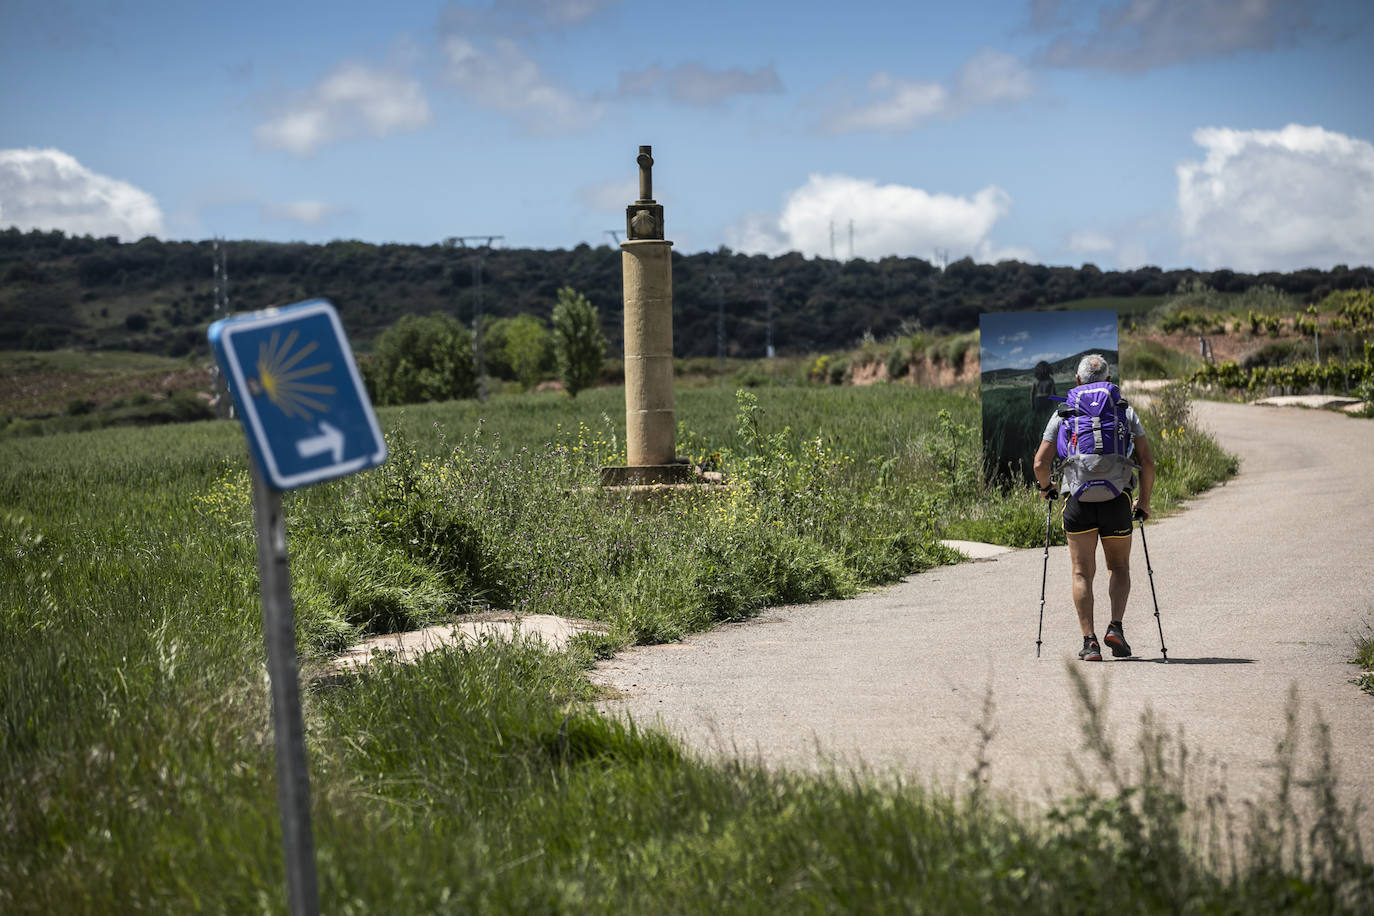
[2,0,1372,272]
[980,309,1118,371]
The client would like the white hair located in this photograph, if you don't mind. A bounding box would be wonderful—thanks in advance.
[1076,354,1110,383]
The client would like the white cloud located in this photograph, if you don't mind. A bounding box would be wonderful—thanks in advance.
[725,173,1027,263]
[261,200,341,227]
[442,35,601,131]
[953,49,1035,108]
[999,330,1031,345]
[1067,230,1115,253]
[0,148,164,240]
[1176,124,1374,271]
[821,49,1031,134]
[256,63,430,155]
[615,62,783,107]
[824,73,948,133]
[1035,0,1317,71]
[438,0,610,130]
[577,178,637,212]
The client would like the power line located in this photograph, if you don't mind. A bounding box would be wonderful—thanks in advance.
[709,272,728,375]
[604,230,621,245]
[446,235,505,403]
[210,238,233,418]
[755,277,782,359]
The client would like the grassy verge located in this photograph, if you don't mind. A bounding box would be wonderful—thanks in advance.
[1121,334,1203,379]
[1355,625,1374,696]
[5,383,1333,915]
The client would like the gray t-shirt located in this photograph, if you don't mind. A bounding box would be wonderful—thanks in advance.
[1042,405,1145,444]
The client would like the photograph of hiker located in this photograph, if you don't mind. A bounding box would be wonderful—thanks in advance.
[978,310,1119,483]
[1032,353,1155,662]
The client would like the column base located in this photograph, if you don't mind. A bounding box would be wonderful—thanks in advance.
[599,463,695,487]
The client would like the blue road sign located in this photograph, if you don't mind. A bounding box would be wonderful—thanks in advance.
[209,299,386,490]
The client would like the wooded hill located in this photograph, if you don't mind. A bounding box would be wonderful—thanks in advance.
[2,227,1370,358]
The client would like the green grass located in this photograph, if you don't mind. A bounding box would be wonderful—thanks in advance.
[4,383,1362,913]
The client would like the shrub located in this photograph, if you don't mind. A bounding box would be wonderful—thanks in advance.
[369,312,476,406]
[1152,381,1194,432]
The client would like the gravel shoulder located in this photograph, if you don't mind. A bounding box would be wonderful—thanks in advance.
[593,402,1374,831]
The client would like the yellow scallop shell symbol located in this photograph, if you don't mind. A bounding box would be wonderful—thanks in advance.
[254,329,336,420]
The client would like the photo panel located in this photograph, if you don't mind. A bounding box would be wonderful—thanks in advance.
[980,310,1119,483]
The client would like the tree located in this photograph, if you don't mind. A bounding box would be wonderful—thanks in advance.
[551,287,606,397]
[369,312,476,405]
[502,313,551,391]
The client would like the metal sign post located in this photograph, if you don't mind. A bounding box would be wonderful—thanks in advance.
[209,299,387,916]
[250,457,319,916]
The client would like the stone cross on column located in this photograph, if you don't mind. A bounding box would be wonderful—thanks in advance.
[637,146,653,202]
[604,143,687,485]
[626,145,664,241]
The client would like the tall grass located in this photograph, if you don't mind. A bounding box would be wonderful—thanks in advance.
[4,382,1335,915]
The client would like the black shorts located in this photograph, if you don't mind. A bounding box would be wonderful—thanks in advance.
[1062,493,1133,539]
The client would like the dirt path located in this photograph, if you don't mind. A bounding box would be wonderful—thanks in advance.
[594,402,1374,833]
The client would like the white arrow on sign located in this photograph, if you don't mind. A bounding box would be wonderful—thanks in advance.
[297,420,344,463]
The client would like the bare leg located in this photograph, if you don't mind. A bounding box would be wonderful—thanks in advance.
[1102,533,1133,623]
[1067,532,1100,636]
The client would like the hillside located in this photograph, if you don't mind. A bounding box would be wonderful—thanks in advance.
[2,227,1370,358]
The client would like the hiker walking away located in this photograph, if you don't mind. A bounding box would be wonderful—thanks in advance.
[1032,354,1154,661]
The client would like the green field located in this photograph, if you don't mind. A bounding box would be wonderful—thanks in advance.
[7,383,1360,914]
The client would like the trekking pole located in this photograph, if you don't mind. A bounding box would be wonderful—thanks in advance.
[1135,511,1168,662]
[1036,488,1057,658]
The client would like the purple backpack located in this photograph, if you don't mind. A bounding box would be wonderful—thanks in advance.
[1055,381,1137,501]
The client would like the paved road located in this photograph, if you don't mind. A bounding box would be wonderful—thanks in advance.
[594,402,1374,833]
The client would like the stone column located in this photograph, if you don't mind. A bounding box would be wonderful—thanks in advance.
[622,237,675,466]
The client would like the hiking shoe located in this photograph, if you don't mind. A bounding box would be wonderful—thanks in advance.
[1078,635,1102,662]
[1104,622,1132,658]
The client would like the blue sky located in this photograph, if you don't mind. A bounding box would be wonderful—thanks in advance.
[980,309,1118,372]
[2,0,1372,271]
